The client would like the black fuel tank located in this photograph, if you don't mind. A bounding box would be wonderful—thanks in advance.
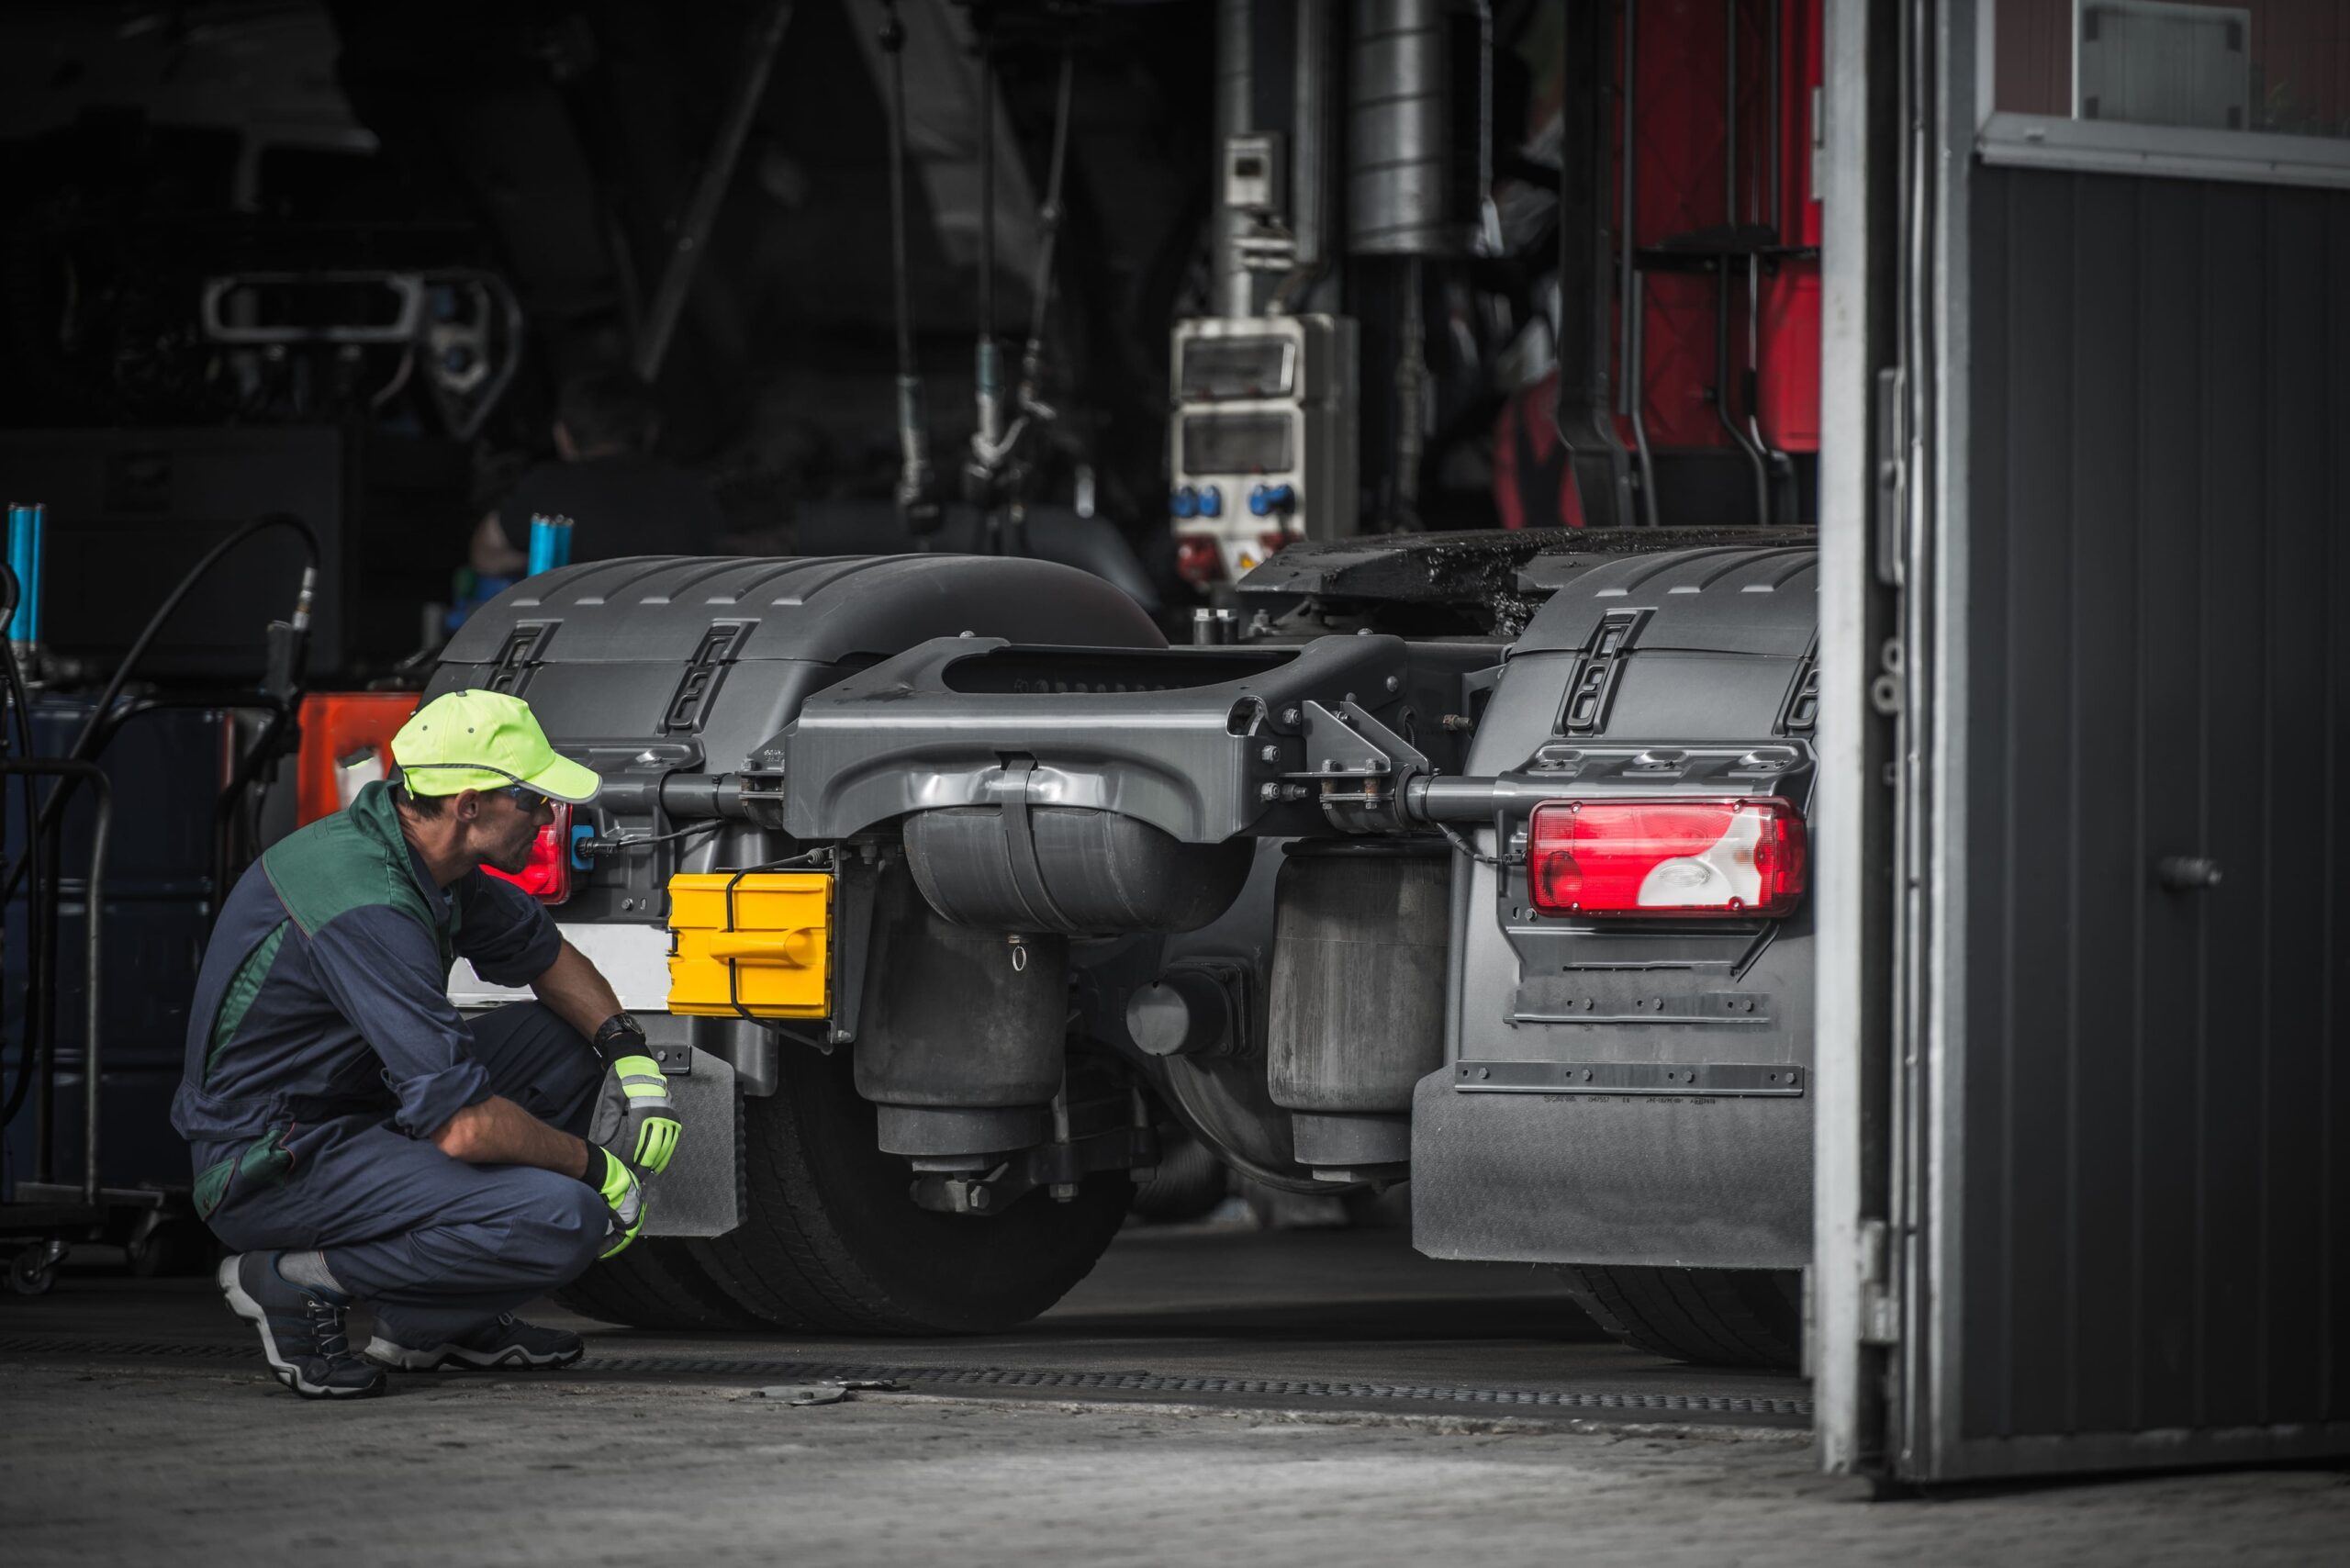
[905,806,1256,935]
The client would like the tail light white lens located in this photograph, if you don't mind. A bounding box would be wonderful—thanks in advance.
[485,803,574,904]
[1528,798,1806,917]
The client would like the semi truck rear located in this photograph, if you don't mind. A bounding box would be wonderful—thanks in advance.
[434,531,1819,1366]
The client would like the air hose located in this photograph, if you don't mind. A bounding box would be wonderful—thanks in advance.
[961,29,1080,556]
[879,1,938,533]
[1013,42,1077,425]
[965,18,1010,539]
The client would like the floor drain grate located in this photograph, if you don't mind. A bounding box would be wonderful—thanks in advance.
[0,1336,1813,1418]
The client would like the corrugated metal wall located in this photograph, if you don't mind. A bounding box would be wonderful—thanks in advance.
[1960,166,2349,1441]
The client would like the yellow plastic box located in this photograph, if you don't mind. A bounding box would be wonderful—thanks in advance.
[666,871,832,1019]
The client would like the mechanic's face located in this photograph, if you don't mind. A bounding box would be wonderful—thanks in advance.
[472,789,554,874]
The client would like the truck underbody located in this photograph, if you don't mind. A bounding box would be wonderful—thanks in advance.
[433,528,1820,1368]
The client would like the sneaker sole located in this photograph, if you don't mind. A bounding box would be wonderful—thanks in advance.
[217,1257,386,1400]
[362,1334,585,1372]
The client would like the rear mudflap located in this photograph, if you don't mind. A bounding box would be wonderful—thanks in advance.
[632,1014,743,1238]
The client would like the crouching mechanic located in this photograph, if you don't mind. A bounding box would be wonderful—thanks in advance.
[173,689,681,1399]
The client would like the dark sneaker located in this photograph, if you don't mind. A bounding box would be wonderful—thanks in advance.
[364,1313,585,1372]
[217,1252,386,1400]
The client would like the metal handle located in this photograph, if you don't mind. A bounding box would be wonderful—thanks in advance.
[198,271,426,345]
[706,928,822,967]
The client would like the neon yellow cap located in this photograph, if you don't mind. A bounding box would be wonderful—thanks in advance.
[390,689,599,803]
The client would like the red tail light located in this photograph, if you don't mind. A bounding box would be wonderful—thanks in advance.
[1176,535,1226,586]
[1528,798,1806,918]
[485,803,574,904]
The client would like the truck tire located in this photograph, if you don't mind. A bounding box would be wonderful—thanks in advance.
[1555,1265,1803,1371]
[687,1042,1131,1334]
[553,1238,768,1332]
[553,1093,768,1332]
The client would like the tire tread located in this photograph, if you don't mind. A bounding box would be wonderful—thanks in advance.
[1556,1265,1802,1370]
[685,1047,1128,1335]
[551,1238,764,1331]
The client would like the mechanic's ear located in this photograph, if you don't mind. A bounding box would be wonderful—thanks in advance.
[452,789,483,823]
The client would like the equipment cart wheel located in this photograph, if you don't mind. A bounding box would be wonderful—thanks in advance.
[7,1239,65,1297]
[1555,1264,1804,1371]
[687,1042,1131,1334]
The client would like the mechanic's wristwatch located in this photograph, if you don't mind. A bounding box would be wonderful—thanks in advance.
[591,1011,648,1066]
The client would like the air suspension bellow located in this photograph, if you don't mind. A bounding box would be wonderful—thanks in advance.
[854,867,1069,1160]
[1266,840,1452,1171]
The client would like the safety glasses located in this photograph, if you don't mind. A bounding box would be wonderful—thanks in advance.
[397,763,556,812]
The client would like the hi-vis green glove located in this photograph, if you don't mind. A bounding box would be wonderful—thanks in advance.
[590,1014,682,1176]
[583,1146,645,1259]
[606,1056,682,1175]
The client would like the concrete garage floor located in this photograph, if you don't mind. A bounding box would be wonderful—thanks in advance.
[3,1224,2344,1566]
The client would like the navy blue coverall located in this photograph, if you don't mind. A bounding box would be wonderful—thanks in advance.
[174,782,607,1347]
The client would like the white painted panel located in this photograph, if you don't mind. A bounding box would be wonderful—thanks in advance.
[446,921,673,1012]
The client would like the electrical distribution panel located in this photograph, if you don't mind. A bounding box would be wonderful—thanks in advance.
[1168,314,1359,584]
